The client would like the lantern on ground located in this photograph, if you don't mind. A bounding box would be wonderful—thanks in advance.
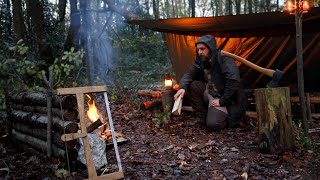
[164,73,173,90]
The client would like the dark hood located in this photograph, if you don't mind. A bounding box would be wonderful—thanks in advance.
[195,35,217,58]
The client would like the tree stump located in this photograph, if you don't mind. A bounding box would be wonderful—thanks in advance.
[161,90,173,113]
[254,87,295,154]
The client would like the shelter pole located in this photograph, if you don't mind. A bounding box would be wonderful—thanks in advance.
[295,0,308,135]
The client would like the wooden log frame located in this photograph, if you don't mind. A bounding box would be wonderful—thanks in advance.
[11,110,79,133]
[254,87,295,154]
[12,130,77,160]
[8,92,77,109]
[10,104,78,121]
[12,122,76,149]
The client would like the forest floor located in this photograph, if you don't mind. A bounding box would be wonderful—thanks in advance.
[0,91,320,180]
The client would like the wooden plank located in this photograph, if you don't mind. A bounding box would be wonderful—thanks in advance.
[92,171,124,180]
[57,86,107,95]
[61,133,87,141]
[290,96,320,104]
[76,94,97,178]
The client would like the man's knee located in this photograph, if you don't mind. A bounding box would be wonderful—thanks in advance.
[206,107,227,130]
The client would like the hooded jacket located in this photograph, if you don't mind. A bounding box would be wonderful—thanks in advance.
[179,35,246,125]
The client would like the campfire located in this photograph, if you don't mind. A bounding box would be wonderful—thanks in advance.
[85,94,111,140]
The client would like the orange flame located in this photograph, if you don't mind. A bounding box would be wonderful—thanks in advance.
[286,0,294,12]
[85,94,100,122]
[303,1,309,11]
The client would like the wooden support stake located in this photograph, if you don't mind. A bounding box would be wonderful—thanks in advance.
[306,93,312,121]
[161,90,173,113]
[254,87,295,154]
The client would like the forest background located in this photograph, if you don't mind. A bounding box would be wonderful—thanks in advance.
[1,0,319,109]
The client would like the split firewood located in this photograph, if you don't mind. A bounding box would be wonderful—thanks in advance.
[140,99,162,109]
[12,130,77,160]
[8,92,77,109]
[11,104,78,121]
[12,122,76,149]
[11,110,79,133]
[172,95,183,115]
[137,90,162,98]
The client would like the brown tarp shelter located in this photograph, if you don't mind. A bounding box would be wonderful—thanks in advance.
[128,7,320,92]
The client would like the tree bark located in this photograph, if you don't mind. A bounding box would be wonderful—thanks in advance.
[235,0,241,15]
[190,0,195,17]
[152,0,160,19]
[64,0,81,51]
[225,0,233,15]
[9,92,77,110]
[11,110,79,133]
[248,0,253,14]
[11,104,78,122]
[12,0,26,42]
[26,0,54,65]
[12,122,76,149]
[137,89,163,98]
[12,130,77,160]
[254,87,295,154]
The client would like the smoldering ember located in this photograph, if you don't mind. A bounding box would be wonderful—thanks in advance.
[0,0,320,180]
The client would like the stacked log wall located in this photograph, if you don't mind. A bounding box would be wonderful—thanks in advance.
[7,92,79,159]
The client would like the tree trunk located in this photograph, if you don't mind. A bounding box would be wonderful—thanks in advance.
[225,0,233,15]
[64,0,80,51]
[235,0,241,15]
[26,0,54,65]
[12,0,27,42]
[11,110,79,133]
[254,87,295,154]
[12,122,76,149]
[248,0,253,14]
[80,0,93,85]
[152,0,160,19]
[190,0,195,17]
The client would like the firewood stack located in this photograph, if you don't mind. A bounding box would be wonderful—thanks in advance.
[7,92,79,159]
[138,89,164,109]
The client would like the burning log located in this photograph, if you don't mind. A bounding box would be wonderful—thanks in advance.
[10,104,78,121]
[8,92,77,109]
[87,119,104,133]
[12,130,77,160]
[137,90,162,98]
[12,122,76,149]
[11,110,79,133]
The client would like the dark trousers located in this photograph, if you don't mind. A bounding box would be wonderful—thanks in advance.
[189,81,227,129]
